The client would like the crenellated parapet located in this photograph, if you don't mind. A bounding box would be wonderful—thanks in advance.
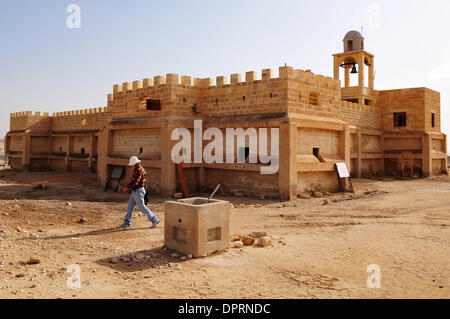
[9,107,108,132]
[340,100,377,113]
[109,66,341,99]
[51,107,107,117]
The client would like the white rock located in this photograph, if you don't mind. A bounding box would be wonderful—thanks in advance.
[232,241,244,248]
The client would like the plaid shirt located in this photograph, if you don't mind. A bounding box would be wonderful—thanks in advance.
[127,164,148,191]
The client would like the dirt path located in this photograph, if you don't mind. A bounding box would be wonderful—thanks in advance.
[0,170,449,299]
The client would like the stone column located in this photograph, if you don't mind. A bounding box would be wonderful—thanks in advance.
[98,128,110,188]
[443,134,448,174]
[358,53,365,105]
[422,133,432,177]
[88,134,94,172]
[65,134,71,172]
[278,121,297,200]
[5,135,10,157]
[160,124,177,198]
[355,130,362,178]
[48,135,53,170]
[23,133,31,171]
[368,57,375,90]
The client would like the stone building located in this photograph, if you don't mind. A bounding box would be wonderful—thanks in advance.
[5,31,448,199]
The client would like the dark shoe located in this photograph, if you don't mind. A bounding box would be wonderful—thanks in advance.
[120,223,131,229]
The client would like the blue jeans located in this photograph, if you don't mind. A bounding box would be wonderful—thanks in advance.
[123,187,157,226]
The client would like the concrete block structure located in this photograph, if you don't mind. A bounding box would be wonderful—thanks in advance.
[5,31,448,199]
[164,198,230,257]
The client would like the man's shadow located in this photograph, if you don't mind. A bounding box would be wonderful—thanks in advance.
[23,227,152,241]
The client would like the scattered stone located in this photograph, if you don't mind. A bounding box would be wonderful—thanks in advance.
[29,233,39,239]
[322,199,331,205]
[236,204,246,209]
[313,192,324,198]
[187,254,193,259]
[28,257,41,265]
[15,273,25,278]
[242,236,255,246]
[256,236,272,247]
[324,192,332,196]
[171,253,178,258]
[173,193,183,199]
[66,202,72,207]
[231,241,244,248]
[299,193,311,200]
[231,236,242,243]
[29,284,37,289]
[248,232,267,239]
[255,204,263,208]
[15,226,22,232]
[282,203,290,208]
[0,237,3,241]
[77,218,88,224]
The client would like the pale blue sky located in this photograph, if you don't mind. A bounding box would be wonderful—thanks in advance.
[1,0,449,152]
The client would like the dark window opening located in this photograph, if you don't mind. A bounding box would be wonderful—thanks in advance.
[242,96,246,101]
[309,93,319,105]
[59,147,62,152]
[431,113,435,128]
[139,147,143,155]
[348,40,353,51]
[313,148,320,158]
[216,98,219,105]
[146,99,162,111]
[192,103,199,114]
[270,93,273,99]
[313,148,325,163]
[183,97,186,103]
[81,148,85,154]
[393,112,407,127]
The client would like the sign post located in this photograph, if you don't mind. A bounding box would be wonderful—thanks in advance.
[335,162,354,193]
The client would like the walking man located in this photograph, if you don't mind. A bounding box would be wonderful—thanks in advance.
[120,156,160,229]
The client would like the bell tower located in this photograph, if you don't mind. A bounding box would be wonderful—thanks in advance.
[333,30,375,106]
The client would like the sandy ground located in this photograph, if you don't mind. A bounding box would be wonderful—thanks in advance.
[0,169,449,299]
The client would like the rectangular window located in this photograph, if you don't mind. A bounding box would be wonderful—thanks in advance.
[146,99,161,111]
[393,112,407,127]
[309,93,319,105]
[313,148,320,158]
[431,113,435,128]
[348,40,353,51]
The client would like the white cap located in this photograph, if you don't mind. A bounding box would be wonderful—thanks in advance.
[128,156,141,166]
